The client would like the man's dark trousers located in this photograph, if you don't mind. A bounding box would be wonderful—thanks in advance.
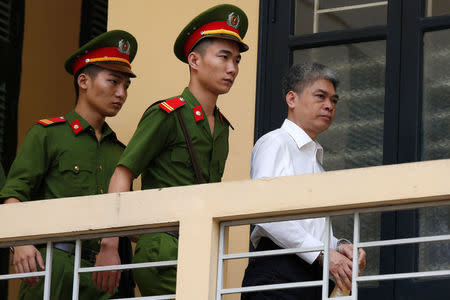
[241,237,332,300]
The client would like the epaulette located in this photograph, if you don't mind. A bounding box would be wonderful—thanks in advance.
[158,97,186,113]
[36,116,66,126]
[218,110,234,130]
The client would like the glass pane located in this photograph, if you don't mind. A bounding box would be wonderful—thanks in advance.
[293,41,386,171]
[423,29,450,160]
[295,0,387,35]
[418,206,450,272]
[426,0,450,17]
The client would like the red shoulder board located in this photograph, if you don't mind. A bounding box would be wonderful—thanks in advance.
[158,97,186,113]
[218,110,234,130]
[36,116,66,126]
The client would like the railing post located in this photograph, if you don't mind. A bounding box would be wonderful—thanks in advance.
[352,212,360,299]
[216,223,226,299]
[176,215,219,300]
[322,216,331,300]
[43,241,53,300]
[72,239,82,300]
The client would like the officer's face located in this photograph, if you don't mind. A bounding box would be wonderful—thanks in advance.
[287,79,338,139]
[85,69,131,117]
[196,39,241,95]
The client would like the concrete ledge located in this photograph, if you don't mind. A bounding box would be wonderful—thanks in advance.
[1,159,449,243]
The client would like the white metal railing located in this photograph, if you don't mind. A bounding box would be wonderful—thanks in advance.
[216,200,450,299]
[0,228,178,300]
[313,0,388,33]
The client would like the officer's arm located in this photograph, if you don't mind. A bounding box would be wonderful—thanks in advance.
[93,166,134,295]
[108,165,134,193]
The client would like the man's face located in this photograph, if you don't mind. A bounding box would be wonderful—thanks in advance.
[195,39,241,95]
[84,69,130,117]
[287,78,338,139]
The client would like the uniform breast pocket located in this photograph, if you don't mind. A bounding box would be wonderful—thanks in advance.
[58,158,95,188]
[170,147,192,167]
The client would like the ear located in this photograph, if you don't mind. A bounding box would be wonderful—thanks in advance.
[77,73,89,91]
[285,91,297,109]
[187,51,201,71]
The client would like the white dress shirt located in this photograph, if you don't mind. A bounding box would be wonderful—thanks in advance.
[250,119,338,264]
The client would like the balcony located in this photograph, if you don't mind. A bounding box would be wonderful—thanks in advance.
[0,159,449,299]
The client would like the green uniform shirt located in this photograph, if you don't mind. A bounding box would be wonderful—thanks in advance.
[118,87,231,189]
[0,110,122,299]
[0,110,124,203]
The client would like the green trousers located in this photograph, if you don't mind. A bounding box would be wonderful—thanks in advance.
[132,233,178,296]
[18,248,111,300]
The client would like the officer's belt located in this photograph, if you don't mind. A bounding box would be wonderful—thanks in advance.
[37,242,98,264]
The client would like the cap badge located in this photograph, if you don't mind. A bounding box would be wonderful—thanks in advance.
[118,39,130,55]
[227,12,240,29]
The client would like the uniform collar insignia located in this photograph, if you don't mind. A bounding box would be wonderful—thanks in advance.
[193,105,204,122]
[70,119,83,135]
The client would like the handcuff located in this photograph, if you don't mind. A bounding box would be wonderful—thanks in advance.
[318,238,352,264]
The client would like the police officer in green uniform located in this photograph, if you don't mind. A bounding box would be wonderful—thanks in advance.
[95,4,249,296]
[0,30,137,299]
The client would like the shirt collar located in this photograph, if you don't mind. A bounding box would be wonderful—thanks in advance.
[65,110,115,139]
[180,87,229,129]
[281,119,324,163]
[181,87,201,108]
[65,110,91,134]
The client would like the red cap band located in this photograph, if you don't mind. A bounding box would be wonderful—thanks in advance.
[184,21,241,59]
[72,47,130,76]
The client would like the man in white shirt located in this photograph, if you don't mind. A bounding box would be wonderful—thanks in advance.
[241,63,366,300]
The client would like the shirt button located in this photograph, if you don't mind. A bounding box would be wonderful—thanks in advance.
[100,188,104,194]
[73,124,79,130]
[74,165,80,173]
[195,111,201,116]
[99,165,103,172]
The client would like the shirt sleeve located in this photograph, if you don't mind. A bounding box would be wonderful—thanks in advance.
[118,106,174,177]
[0,126,48,203]
[254,221,324,264]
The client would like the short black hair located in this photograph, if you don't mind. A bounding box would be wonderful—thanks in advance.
[190,38,215,57]
[281,63,339,97]
[73,64,104,100]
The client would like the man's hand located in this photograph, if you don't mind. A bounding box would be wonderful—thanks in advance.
[338,243,367,274]
[92,237,120,296]
[328,248,353,291]
[12,245,45,286]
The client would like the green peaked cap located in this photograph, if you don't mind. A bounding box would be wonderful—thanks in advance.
[174,4,249,63]
[65,30,138,77]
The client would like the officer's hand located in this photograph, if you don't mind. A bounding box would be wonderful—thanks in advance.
[329,248,353,291]
[338,243,367,274]
[93,237,121,296]
[12,245,45,286]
